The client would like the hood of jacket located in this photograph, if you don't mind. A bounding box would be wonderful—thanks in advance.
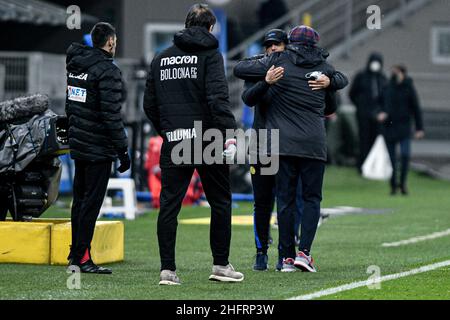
[285,44,328,68]
[173,26,219,53]
[366,52,384,71]
[66,43,113,73]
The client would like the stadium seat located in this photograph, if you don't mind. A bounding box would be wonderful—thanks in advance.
[99,178,137,220]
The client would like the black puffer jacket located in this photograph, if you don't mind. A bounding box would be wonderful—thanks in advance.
[65,43,128,162]
[143,26,237,168]
[234,44,348,161]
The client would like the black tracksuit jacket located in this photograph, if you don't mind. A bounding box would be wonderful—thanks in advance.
[65,43,128,162]
[234,44,348,161]
[242,71,343,131]
[143,26,237,168]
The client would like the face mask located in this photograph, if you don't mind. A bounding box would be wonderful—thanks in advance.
[391,73,403,83]
[370,61,381,73]
[391,74,397,82]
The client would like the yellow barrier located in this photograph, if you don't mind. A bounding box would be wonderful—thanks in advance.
[179,215,277,226]
[0,219,124,265]
[0,222,52,264]
[51,221,124,265]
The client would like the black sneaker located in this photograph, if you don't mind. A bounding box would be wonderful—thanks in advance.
[76,260,112,274]
[253,253,268,271]
[400,186,409,196]
[275,256,283,272]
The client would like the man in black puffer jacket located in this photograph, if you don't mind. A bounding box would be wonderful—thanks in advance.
[143,4,243,285]
[234,26,349,273]
[65,22,130,274]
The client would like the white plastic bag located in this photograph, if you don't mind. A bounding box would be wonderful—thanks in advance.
[362,135,393,181]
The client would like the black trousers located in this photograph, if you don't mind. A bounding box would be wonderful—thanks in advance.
[386,138,411,189]
[357,116,379,171]
[70,160,112,263]
[158,165,232,271]
[0,198,7,221]
[276,156,325,259]
[251,164,276,254]
[0,184,11,221]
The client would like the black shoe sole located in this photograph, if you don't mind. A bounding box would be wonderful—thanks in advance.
[69,263,113,274]
[81,270,112,274]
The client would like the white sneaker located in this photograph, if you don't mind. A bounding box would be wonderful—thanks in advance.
[294,252,317,273]
[209,264,244,282]
[159,270,181,285]
[281,258,297,273]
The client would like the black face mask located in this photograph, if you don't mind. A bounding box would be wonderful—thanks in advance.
[391,73,402,84]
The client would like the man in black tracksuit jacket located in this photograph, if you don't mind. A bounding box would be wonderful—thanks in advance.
[143,4,243,285]
[234,26,348,272]
[65,23,130,274]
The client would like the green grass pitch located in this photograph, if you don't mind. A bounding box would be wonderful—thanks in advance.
[1,166,449,300]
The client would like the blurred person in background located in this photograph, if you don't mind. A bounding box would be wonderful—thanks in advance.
[377,65,424,195]
[349,52,388,174]
[65,22,130,274]
[325,92,360,167]
[143,3,243,285]
[145,136,164,208]
[145,135,204,208]
[235,25,348,273]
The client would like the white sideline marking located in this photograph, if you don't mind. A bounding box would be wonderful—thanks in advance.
[382,228,450,247]
[288,260,450,300]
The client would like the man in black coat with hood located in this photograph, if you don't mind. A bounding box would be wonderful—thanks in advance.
[65,22,130,274]
[349,52,388,173]
[234,26,348,272]
[143,4,243,285]
[239,29,347,272]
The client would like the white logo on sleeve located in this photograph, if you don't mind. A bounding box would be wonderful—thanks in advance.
[67,86,87,103]
[166,128,197,142]
[68,73,88,81]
